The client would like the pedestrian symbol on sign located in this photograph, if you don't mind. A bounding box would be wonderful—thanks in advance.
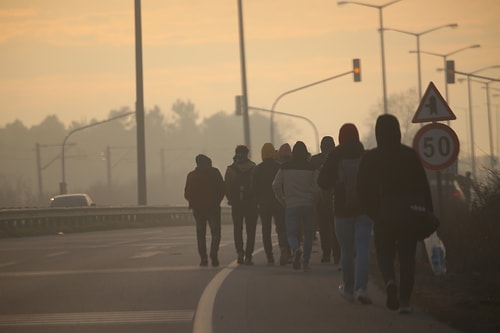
[426,96,437,115]
[413,82,456,123]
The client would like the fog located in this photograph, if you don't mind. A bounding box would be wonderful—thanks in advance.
[0,100,299,207]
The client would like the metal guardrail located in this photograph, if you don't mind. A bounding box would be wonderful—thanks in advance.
[0,206,232,237]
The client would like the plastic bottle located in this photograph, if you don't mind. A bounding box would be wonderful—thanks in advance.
[430,244,446,276]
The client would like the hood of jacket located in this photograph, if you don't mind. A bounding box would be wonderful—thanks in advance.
[195,154,212,168]
[375,114,401,148]
[339,123,359,145]
[292,141,309,162]
[261,142,276,161]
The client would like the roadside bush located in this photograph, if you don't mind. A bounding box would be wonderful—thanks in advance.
[468,168,500,268]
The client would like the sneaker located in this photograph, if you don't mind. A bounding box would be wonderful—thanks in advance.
[200,259,208,267]
[338,284,354,302]
[267,256,275,266]
[293,249,302,270]
[244,257,254,266]
[303,262,311,272]
[386,281,400,311]
[211,258,219,267]
[355,289,373,304]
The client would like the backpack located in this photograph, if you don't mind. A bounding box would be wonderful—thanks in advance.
[229,166,253,203]
[337,158,361,211]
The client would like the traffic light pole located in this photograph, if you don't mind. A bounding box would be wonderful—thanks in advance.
[270,70,354,145]
[252,106,320,153]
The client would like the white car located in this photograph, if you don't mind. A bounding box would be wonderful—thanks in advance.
[49,194,96,207]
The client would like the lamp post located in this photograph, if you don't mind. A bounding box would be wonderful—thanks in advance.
[134,0,147,205]
[410,44,480,103]
[270,70,353,145]
[60,112,134,194]
[384,23,458,100]
[237,0,251,151]
[458,65,500,179]
[338,0,402,114]
[493,92,500,164]
[484,80,498,169]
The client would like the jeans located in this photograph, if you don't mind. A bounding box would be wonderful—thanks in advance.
[374,222,417,303]
[259,201,288,259]
[193,208,221,261]
[285,205,315,263]
[335,214,373,294]
[231,202,258,259]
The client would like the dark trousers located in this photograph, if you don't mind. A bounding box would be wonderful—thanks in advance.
[259,201,288,259]
[231,203,258,259]
[317,197,340,263]
[374,222,417,303]
[193,208,221,261]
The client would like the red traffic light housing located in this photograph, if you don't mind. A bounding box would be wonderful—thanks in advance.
[446,60,455,84]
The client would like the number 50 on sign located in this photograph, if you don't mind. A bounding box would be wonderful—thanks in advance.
[413,123,460,170]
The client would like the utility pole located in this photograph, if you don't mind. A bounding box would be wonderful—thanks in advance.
[135,0,147,205]
[35,143,43,203]
[237,0,251,151]
[105,146,112,190]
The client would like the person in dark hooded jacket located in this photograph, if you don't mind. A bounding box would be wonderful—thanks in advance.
[311,136,340,264]
[224,145,258,265]
[357,114,433,314]
[253,143,288,265]
[184,154,225,267]
[318,124,373,304]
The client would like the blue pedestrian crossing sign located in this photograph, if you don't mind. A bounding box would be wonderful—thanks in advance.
[413,82,456,123]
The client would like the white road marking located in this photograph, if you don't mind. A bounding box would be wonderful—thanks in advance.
[131,251,162,259]
[0,262,15,268]
[0,310,193,326]
[45,251,67,257]
[192,246,266,333]
[0,266,207,278]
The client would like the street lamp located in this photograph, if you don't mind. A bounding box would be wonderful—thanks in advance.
[494,93,500,164]
[60,112,134,194]
[458,65,500,179]
[483,79,499,169]
[384,23,458,100]
[410,44,480,102]
[237,0,251,151]
[338,0,403,114]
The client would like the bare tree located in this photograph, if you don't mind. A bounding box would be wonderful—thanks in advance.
[363,88,420,148]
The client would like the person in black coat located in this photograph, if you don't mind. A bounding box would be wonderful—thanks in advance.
[311,136,340,264]
[357,114,433,313]
[184,154,225,267]
[318,124,373,304]
[253,143,289,265]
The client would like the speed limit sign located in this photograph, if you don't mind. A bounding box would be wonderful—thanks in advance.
[413,123,460,170]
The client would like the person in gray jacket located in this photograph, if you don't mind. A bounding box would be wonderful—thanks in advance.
[272,141,319,272]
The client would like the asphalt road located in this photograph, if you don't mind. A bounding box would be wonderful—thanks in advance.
[0,223,461,333]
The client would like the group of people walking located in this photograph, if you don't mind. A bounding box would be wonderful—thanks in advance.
[184,114,434,314]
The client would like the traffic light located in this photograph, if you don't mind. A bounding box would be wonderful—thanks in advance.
[235,95,242,115]
[446,60,455,84]
[353,58,361,82]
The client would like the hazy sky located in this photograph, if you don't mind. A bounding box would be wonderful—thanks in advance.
[1,0,499,156]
